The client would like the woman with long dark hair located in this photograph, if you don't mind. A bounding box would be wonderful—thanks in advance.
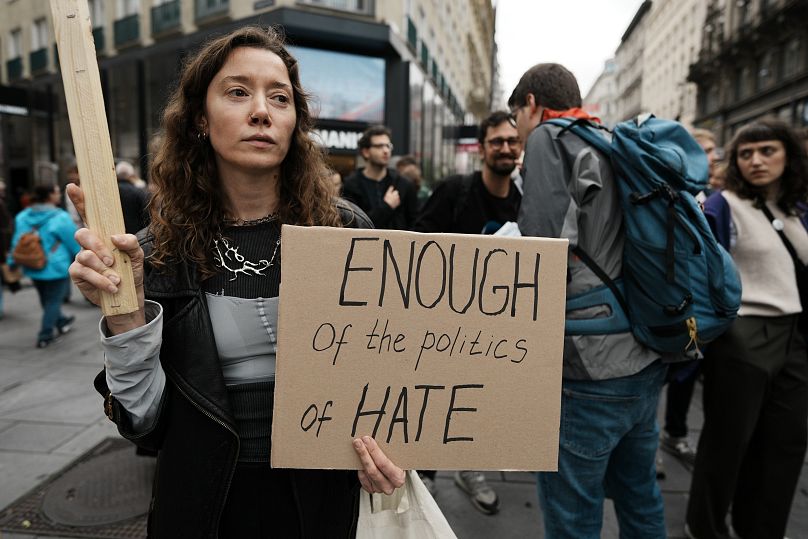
[686,119,808,539]
[67,26,403,538]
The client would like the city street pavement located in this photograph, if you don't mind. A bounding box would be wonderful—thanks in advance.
[1,282,807,538]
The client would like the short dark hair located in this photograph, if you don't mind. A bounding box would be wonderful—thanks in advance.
[396,155,418,170]
[507,63,581,111]
[32,184,57,203]
[478,111,514,144]
[358,125,392,150]
[724,118,808,214]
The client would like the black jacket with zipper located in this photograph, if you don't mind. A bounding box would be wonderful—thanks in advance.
[94,200,373,538]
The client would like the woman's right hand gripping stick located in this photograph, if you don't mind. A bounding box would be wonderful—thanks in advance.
[66,184,146,333]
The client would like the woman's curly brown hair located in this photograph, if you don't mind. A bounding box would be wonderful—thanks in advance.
[724,118,808,215]
[148,25,341,278]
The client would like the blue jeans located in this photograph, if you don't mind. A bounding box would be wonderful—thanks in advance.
[538,360,667,539]
[32,278,70,342]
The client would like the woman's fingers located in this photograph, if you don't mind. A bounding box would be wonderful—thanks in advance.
[75,228,115,267]
[66,184,86,224]
[353,436,405,495]
[70,230,145,305]
[110,233,142,260]
[75,250,120,291]
[69,259,119,295]
[357,470,375,494]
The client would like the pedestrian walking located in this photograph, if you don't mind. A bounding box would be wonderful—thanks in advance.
[687,119,808,539]
[413,110,523,514]
[7,184,79,347]
[0,179,13,319]
[509,63,667,538]
[67,26,404,538]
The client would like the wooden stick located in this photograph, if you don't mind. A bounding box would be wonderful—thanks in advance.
[50,0,138,316]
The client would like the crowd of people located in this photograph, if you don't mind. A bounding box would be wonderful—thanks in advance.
[0,23,806,538]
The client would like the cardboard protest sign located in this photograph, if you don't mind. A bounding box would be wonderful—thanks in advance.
[271,226,568,471]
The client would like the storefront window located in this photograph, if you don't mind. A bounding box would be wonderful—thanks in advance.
[756,49,776,91]
[409,63,423,163]
[432,91,444,180]
[801,99,808,126]
[783,37,804,79]
[443,105,457,177]
[421,81,434,184]
[735,65,753,101]
[108,62,139,161]
[145,51,181,134]
[289,46,384,123]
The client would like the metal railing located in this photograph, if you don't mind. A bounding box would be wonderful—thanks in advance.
[30,48,48,72]
[152,0,181,35]
[92,26,105,53]
[195,0,229,21]
[297,0,373,16]
[114,14,140,47]
[6,57,23,80]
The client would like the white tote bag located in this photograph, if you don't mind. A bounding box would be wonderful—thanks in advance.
[356,470,457,539]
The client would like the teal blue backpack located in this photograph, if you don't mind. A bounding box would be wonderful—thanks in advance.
[548,115,741,354]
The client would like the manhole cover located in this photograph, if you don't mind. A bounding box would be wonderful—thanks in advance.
[41,447,155,527]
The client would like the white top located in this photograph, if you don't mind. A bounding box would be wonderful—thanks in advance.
[723,190,808,317]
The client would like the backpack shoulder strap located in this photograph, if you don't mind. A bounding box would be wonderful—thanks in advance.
[545,118,612,157]
[760,204,806,270]
[571,245,629,317]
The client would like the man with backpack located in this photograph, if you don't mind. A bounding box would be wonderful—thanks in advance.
[509,63,740,538]
[413,110,522,514]
[509,63,668,537]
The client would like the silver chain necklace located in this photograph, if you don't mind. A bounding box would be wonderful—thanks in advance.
[224,211,279,227]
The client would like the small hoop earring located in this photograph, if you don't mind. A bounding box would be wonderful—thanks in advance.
[197,131,208,142]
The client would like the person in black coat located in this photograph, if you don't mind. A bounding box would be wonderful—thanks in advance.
[66,26,404,538]
[115,160,150,234]
[342,125,418,230]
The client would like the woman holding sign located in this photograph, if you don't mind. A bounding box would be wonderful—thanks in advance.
[67,26,404,538]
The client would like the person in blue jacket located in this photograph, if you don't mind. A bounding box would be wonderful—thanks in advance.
[7,184,80,347]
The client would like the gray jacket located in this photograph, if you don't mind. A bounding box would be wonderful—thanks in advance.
[518,122,658,380]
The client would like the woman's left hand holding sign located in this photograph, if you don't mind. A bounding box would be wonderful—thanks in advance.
[353,436,406,495]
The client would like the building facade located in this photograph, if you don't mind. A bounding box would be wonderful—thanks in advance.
[0,0,497,202]
[688,0,808,143]
[641,0,707,127]
[589,0,712,129]
[583,58,619,127]
[614,1,651,122]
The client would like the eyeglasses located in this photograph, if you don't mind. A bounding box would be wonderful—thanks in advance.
[508,105,526,126]
[369,142,394,151]
[486,137,521,150]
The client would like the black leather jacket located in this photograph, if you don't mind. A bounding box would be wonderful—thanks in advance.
[94,200,373,538]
